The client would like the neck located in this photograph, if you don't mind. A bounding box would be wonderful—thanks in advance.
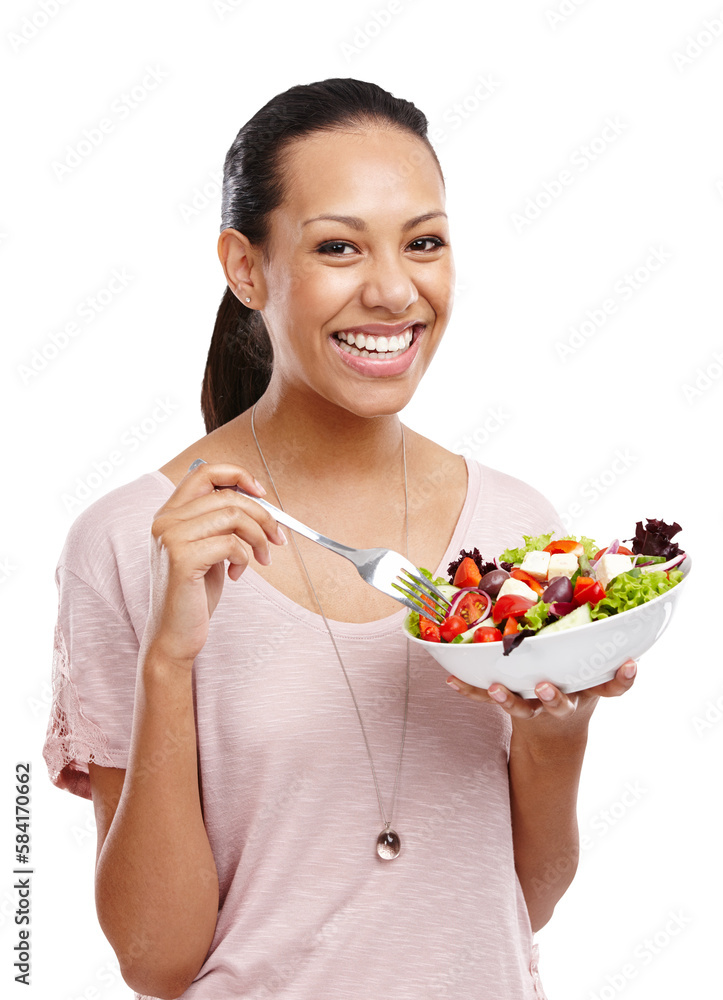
[248,383,405,485]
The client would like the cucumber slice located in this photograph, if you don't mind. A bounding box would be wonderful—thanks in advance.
[537,603,592,635]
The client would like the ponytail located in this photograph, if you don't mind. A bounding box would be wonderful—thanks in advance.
[200,288,272,434]
[201,77,439,433]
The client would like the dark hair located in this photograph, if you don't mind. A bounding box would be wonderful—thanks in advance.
[200,78,440,433]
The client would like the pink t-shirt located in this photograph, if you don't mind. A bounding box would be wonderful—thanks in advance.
[43,457,563,1000]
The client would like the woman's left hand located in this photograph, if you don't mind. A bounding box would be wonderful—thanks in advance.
[445,658,637,732]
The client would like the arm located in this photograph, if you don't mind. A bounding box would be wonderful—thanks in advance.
[90,648,218,1000]
[444,660,637,931]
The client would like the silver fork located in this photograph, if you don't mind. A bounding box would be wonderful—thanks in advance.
[211,480,451,622]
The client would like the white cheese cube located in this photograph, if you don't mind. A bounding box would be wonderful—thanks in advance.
[497,578,539,602]
[520,550,551,582]
[595,553,633,590]
[548,553,578,580]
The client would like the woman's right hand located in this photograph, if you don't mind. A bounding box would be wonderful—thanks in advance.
[142,461,287,668]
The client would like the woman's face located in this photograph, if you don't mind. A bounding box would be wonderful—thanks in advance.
[254,125,454,417]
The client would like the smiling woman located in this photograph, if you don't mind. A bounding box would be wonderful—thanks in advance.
[42,77,636,1000]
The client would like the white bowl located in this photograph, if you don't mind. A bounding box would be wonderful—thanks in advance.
[403,557,691,697]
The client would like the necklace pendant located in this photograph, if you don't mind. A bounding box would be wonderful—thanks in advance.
[376,827,401,860]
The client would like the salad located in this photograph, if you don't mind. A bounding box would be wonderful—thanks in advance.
[406,518,687,655]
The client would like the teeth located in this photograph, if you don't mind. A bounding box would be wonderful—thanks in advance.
[334,326,417,358]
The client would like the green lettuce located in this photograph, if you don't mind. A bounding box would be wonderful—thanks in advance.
[417,566,448,587]
[405,611,421,638]
[499,533,555,564]
[591,569,684,620]
[521,601,551,632]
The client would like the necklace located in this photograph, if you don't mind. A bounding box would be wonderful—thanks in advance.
[250,402,410,861]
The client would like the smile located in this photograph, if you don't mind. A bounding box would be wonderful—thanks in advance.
[332,324,420,359]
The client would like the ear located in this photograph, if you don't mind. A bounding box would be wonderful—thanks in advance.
[217,228,267,309]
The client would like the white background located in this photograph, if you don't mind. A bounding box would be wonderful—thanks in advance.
[1,1,720,998]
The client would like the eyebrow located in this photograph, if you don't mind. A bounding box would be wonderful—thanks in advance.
[302,211,447,232]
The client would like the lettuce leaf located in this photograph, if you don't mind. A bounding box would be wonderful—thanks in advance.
[405,611,421,638]
[499,533,555,564]
[590,569,683,619]
[521,601,551,632]
[417,566,448,588]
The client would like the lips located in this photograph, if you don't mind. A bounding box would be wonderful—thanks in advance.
[329,323,425,377]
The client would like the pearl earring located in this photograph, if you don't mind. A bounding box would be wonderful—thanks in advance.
[245,297,251,304]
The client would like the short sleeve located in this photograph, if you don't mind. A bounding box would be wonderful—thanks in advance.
[42,565,140,799]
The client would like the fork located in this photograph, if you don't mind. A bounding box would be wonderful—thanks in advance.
[199,468,451,622]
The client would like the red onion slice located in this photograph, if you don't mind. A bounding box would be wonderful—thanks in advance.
[447,588,491,627]
[639,553,686,574]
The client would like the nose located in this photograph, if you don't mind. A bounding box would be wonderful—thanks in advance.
[359,252,418,314]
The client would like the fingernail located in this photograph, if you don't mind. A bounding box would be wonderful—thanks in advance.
[277,527,288,545]
[622,660,637,679]
[188,458,206,471]
[537,683,555,702]
[489,687,506,703]
[253,478,267,495]
[446,677,461,691]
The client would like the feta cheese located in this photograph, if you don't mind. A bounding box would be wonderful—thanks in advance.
[520,550,551,582]
[548,553,578,580]
[595,553,633,590]
[497,578,539,602]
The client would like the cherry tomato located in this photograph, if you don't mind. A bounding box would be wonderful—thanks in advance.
[544,539,585,556]
[510,568,545,596]
[455,591,491,625]
[593,545,633,561]
[502,615,520,636]
[472,626,503,643]
[439,615,469,643]
[452,557,482,589]
[492,595,537,625]
[419,616,441,642]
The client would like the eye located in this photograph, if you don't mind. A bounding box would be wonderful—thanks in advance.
[316,240,358,256]
[407,236,446,253]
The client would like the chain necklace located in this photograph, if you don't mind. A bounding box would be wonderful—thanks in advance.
[250,402,410,861]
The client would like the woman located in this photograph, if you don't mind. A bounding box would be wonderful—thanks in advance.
[43,78,636,999]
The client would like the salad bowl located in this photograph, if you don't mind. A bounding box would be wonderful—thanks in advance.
[403,556,691,697]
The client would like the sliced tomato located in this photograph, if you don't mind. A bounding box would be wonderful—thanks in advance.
[472,626,503,643]
[544,539,585,556]
[492,594,537,625]
[439,615,469,643]
[510,568,545,596]
[419,616,441,643]
[502,615,519,636]
[572,576,606,608]
[593,545,633,561]
[455,591,490,625]
[452,557,482,589]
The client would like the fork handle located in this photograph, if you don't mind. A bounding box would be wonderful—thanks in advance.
[217,485,360,561]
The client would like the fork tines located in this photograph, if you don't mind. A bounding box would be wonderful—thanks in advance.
[393,568,451,623]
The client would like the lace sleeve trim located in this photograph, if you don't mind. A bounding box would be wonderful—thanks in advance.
[42,618,127,800]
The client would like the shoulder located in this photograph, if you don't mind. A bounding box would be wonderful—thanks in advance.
[58,472,175,596]
[464,459,564,549]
